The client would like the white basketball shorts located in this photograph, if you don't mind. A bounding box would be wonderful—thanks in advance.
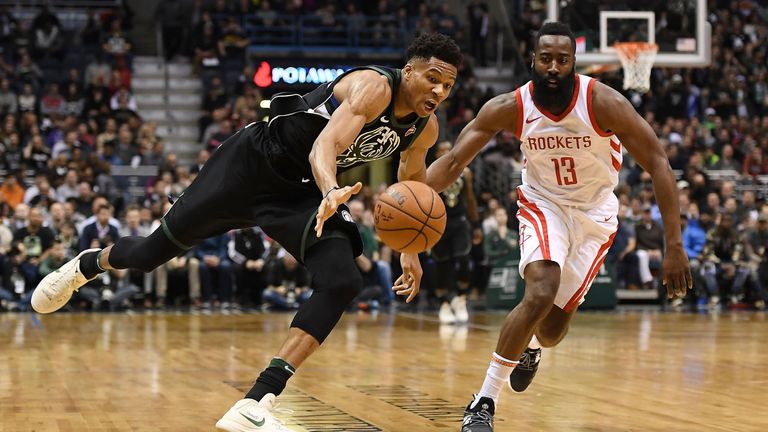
[516,185,618,312]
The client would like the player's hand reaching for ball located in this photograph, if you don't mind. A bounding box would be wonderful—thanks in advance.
[394,252,422,303]
[315,182,363,237]
[662,245,693,299]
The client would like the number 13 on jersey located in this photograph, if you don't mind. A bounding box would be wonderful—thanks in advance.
[551,157,577,185]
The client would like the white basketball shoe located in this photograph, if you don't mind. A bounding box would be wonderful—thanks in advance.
[451,295,469,323]
[216,394,293,432]
[31,248,101,314]
[438,302,456,324]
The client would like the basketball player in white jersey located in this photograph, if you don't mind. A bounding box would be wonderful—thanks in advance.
[426,22,692,431]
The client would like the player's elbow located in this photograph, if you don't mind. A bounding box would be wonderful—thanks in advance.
[308,140,327,170]
[647,154,673,176]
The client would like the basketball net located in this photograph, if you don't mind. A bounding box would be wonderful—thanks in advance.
[614,42,658,93]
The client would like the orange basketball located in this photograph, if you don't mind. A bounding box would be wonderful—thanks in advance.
[373,181,446,254]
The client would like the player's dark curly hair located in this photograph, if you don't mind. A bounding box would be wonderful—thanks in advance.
[406,32,462,67]
[535,22,576,52]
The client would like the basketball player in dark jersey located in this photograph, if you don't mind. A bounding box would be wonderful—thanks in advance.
[32,33,461,431]
[431,141,480,324]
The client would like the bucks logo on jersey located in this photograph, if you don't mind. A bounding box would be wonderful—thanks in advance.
[337,125,401,167]
[442,176,464,208]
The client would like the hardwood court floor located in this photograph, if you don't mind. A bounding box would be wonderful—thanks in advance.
[2,309,768,431]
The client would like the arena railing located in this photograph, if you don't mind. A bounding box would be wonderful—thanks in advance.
[6,1,119,32]
[0,0,119,9]
[243,14,411,56]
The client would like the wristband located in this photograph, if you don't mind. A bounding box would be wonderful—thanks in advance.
[324,186,342,199]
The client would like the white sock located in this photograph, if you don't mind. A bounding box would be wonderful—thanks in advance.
[475,352,518,406]
[528,335,542,350]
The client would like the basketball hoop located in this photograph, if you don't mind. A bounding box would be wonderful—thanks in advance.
[614,42,658,93]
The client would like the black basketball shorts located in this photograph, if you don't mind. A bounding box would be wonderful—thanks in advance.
[160,122,362,263]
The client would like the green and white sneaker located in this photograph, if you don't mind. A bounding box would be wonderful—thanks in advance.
[216,394,293,431]
[31,248,101,314]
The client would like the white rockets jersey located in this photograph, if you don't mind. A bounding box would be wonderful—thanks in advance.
[515,74,622,207]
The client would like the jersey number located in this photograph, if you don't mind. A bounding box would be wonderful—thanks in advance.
[551,157,577,185]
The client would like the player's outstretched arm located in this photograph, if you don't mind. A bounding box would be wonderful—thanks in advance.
[591,82,692,298]
[393,116,439,303]
[311,71,390,237]
[426,92,518,192]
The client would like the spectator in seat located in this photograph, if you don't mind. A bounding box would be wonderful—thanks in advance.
[635,205,664,289]
[106,124,140,166]
[192,16,220,73]
[152,202,200,308]
[101,19,132,62]
[17,83,37,114]
[26,177,56,208]
[79,203,120,251]
[190,149,209,175]
[262,245,311,310]
[110,87,137,112]
[2,132,24,172]
[743,147,768,176]
[10,203,29,231]
[229,227,269,309]
[700,214,753,307]
[0,172,25,209]
[83,85,111,118]
[713,144,740,171]
[13,205,54,287]
[0,242,35,311]
[85,54,112,89]
[195,232,233,310]
[76,195,120,234]
[32,9,63,60]
[218,17,248,59]
[16,53,42,91]
[46,202,66,234]
[39,238,68,279]
[0,78,17,115]
[62,82,85,117]
[56,169,80,202]
[607,205,640,290]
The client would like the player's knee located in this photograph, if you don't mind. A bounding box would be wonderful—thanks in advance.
[521,275,558,317]
[326,269,363,302]
[536,323,568,347]
[521,287,556,318]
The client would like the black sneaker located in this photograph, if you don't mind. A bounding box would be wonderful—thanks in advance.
[461,395,494,432]
[509,347,541,392]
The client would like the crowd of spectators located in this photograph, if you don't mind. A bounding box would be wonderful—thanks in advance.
[1,1,767,314]
[0,4,182,312]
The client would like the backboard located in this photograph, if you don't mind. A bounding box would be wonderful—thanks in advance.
[548,0,711,67]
